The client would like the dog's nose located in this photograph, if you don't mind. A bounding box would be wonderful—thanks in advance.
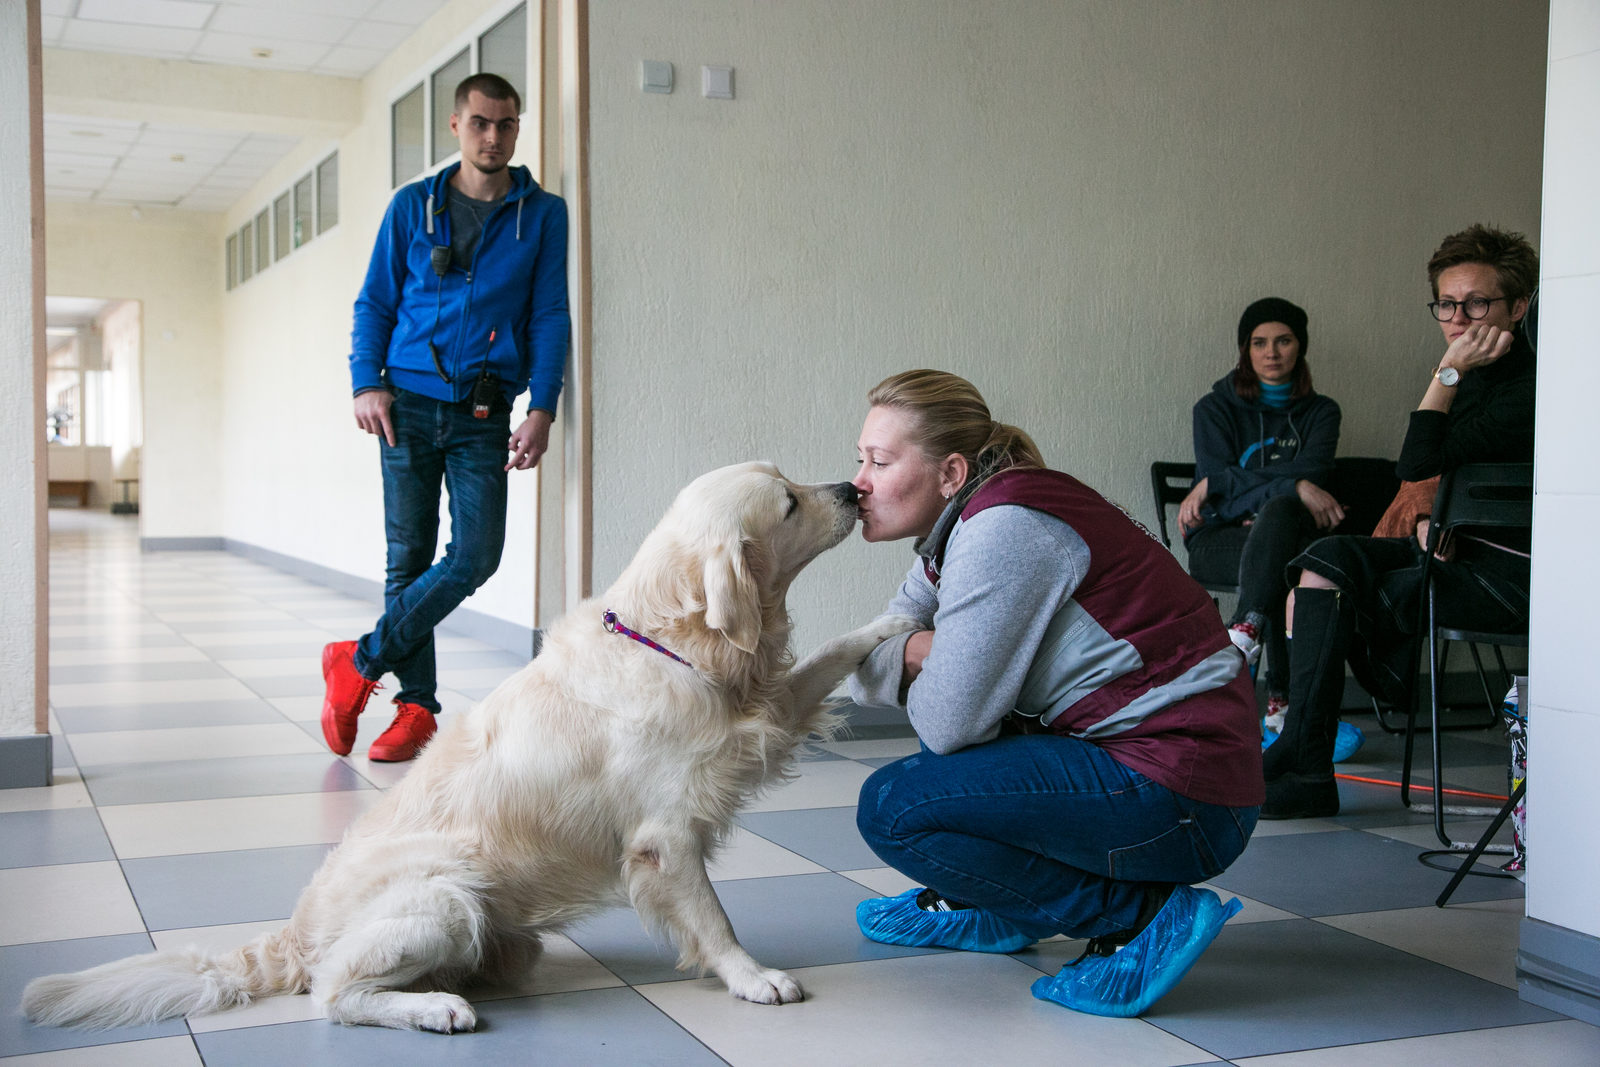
[832,482,859,505]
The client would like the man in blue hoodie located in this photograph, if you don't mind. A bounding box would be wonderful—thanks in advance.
[322,72,569,763]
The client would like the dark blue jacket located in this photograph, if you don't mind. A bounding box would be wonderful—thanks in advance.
[350,163,569,412]
[1188,374,1340,533]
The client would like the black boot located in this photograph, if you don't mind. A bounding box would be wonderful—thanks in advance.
[1262,587,1354,819]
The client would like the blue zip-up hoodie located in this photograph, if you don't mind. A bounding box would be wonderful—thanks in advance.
[350,162,570,413]
[1187,373,1340,533]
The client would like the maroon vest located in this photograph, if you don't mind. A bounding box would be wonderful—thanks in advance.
[933,469,1263,808]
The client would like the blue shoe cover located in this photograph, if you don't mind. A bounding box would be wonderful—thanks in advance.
[1261,728,1279,750]
[856,889,1035,953]
[1030,885,1242,1017]
[1332,721,1365,763]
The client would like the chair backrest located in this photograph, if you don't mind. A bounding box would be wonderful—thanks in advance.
[1430,462,1534,540]
[1149,460,1196,548]
[1328,456,1400,537]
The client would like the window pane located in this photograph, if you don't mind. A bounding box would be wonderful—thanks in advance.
[254,209,270,272]
[293,174,314,247]
[431,49,471,166]
[273,193,291,260]
[479,4,528,110]
[316,153,339,234]
[226,233,237,289]
[239,225,253,283]
[392,83,425,187]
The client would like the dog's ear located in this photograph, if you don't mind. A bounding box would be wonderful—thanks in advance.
[702,541,762,654]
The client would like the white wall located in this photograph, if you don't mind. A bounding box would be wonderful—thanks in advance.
[1,0,46,741]
[1528,0,1600,941]
[583,0,1548,651]
[46,202,222,541]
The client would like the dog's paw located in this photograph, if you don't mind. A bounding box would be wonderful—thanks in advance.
[409,992,477,1033]
[726,967,805,1005]
[864,614,922,644]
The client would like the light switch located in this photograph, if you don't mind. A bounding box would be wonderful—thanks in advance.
[702,65,733,100]
[641,60,673,94]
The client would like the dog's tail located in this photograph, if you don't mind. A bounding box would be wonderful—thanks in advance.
[22,927,305,1030]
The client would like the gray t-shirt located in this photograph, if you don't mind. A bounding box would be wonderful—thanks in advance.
[448,189,505,268]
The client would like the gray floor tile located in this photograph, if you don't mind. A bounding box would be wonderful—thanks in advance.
[1,934,188,1056]
[565,872,946,986]
[434,649,532,671]
[242,675,330,698]
[192,987,724,1065]
[737,806,880,870]
[0,808,114,869]
[1211,828,1523,916]
[121,844,334,930]
[48,633,195,651]
[49,661,234,686]
[54,698,288,734]
[1144,918,1560,1058]
[80,754,372,806]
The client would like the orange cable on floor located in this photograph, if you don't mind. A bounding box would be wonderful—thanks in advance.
[1333,772,1508,803]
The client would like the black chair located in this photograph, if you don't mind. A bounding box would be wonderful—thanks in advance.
[1149,461,1239,599]
[1397,463,1532,853]
[1149,456,1398,599]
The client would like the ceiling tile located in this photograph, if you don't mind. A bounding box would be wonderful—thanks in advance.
[190,31,333,70]
[367,0,450,25]
[60,20,203,56]
[344,19,414,52]
[77,0,217,32]
[313,44,387,76]
[206,6,354,46]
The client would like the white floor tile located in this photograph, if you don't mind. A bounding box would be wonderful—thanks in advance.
[152,609,299,624]
[838,866,919,897]
[436,666,525,690]
[639,952,1213,1066]
[48,677,260,709]
[743,758,875,813]
[1315,897,1525,988]
[473,933,626,1000]
[0,861,146,945]
[186,628,337,648]
[67,723,326,766]
[817,736,923,760]
[48,622,177,639]
[0,1036,204,1066]
[50,645,210,667]
[708,826,828,881]
[216,656,322,679]
[98,789,381,858]
[0,770,94,813]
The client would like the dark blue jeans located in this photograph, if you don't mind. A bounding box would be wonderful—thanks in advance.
[856,734,1258,940]
[354,389,509,711]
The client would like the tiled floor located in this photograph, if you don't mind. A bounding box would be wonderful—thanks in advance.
[5,509,1600,1065]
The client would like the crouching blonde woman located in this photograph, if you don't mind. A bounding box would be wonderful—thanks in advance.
[847,369,1260,1017]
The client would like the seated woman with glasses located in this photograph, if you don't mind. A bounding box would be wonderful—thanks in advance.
[1179,298,1361,757]
[1262,224,1538,819]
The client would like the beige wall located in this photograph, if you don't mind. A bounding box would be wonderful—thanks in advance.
[46,202,222,541]
[583,0,1549,649]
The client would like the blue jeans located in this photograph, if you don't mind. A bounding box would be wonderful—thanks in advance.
[354,389,510,711]
[856,734,1258,940]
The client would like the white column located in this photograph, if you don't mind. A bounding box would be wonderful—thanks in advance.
[1520,0,1600,1023]
[0,0,50,787]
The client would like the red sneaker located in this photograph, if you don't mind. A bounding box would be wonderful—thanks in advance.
[321,641,381,756]
[368,701,437,762]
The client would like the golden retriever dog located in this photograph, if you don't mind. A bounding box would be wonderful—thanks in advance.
[24,462,915,1033]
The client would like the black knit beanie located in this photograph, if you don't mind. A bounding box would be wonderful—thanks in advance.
[1237,297,1309,355]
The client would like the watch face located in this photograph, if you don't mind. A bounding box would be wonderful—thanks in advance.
[1437,367,1460,386]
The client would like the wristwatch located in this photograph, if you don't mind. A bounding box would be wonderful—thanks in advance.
[1434,365,1461,387]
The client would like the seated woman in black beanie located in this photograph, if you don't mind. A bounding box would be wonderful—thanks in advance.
[1180,298,1360,758]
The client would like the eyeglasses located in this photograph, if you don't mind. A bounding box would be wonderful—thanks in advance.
[1427,295,1510,322]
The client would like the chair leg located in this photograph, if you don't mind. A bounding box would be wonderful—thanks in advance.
[1436,780,1524,908]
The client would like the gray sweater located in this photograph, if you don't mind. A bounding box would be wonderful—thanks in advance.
[849,504,1092,755]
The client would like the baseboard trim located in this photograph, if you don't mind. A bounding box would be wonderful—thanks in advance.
[1519,917,1600,1026]
[141,536,226,552]
[220,538,541,660]
[0,733,53,790]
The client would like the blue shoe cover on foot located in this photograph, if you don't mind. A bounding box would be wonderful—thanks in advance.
[856,889,1035,953]
[1261,728,1279,750]
[1030,885,1242,1017]
[1332,721,1365,763]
